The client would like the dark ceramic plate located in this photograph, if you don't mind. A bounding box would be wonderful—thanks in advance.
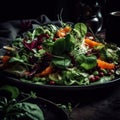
[1,70,120,90]
[2,75,120,89]
[1,19,120,102]
[1,71,120,103]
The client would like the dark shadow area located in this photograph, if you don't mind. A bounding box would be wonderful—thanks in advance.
[0,0,119,27]
[0,0,60,22]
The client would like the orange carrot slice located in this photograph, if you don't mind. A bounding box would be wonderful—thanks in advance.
[97,59,115,69]
[63,26,71,33]
[35,65,53,77]
[56,29,66,38]
[56,26,71,38]
[85,38,103,48]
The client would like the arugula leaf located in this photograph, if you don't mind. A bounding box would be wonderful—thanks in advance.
[4,62,28,77]
[116,67,120,75]
[91,75,115,85]
[32,26,45,37]
[49,73,63,84]
[100,48,119,62]
[62,68,89,85]
[9,57,25,63]
[12,37,24,48]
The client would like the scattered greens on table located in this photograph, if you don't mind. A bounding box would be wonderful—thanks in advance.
[0,85,44,120]
[1,21,120,86]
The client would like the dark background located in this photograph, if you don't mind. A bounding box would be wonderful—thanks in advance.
[0,0,120,27]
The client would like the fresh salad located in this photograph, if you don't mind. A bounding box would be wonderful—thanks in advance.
[1,21,120,86]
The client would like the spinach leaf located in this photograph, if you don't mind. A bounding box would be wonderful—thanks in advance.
[80,55,97,70]
[74,23,87,39]
[52,55,71,69]
[76,55,97,70]
[9,57,24,63]
[52,38,65,55]
[52,34,75,55]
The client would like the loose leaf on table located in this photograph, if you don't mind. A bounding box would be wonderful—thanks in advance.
[8,102,44,120]
[0,85,19,99]
[1,100,44,120]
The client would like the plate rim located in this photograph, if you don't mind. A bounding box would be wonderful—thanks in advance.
[3,72,120,90]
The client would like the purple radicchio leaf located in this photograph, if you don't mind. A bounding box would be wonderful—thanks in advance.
[37,34,49,44]
[23,34,49,51]
[23,39,38,51]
